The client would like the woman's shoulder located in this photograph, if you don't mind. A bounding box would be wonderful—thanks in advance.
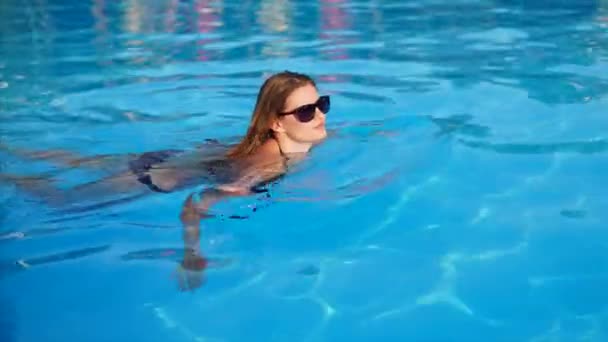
[255,139,281,156]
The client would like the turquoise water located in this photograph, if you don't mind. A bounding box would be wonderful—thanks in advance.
[1,0,608,341]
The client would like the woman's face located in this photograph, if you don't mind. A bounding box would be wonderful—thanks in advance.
[276,84,329,144]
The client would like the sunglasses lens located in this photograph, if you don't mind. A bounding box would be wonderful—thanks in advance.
[318,96,330,114]
[295,105,316,122]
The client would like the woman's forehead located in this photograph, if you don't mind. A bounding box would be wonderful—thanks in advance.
[285,85,319,106]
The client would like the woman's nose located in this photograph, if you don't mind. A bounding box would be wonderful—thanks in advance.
[316,108,326,119]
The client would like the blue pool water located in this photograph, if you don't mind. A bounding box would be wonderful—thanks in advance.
[1,0,608,341]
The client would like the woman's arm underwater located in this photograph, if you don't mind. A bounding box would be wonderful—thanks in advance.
[177,158,285,286]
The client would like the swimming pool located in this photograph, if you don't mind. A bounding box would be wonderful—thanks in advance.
[1,0,607,340]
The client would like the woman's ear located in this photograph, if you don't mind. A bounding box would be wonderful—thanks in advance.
[271,118,286,133]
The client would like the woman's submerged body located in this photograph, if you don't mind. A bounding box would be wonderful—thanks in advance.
[2,71,330,291]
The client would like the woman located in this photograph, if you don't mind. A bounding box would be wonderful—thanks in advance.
[3,71,330,290]
[1,70,330,211]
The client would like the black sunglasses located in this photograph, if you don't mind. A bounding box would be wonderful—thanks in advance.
[279,95,330,123]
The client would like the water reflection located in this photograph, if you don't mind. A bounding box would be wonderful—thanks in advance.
[163,0,180,33]
[257,0,291,33]
[123,0,145,33]
[257,0,292,58]
[1,0,606,102]
[319,0,352,61]
[318,0,355,84]
[195,0,223,61]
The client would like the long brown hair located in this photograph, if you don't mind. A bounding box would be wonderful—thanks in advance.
[226,70,316,158]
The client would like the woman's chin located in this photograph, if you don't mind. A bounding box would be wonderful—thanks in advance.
[314,128,328,141]
[292,128,327,145]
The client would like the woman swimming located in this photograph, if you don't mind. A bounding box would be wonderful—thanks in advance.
[1,70,330,210]
[3,70,331,291]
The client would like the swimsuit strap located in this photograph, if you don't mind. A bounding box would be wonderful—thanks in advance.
[275,138,290,169]
[276,138,286,158]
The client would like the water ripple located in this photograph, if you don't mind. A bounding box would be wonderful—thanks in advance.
[459,137,608,155]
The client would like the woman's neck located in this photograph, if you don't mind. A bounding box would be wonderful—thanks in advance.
[274,134,313,154]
